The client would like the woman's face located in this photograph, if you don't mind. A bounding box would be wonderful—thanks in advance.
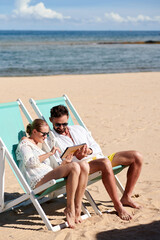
[33,125,49,143]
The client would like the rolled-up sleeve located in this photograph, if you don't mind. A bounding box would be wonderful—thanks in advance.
[72,125,103,155]
[85,130,102,155]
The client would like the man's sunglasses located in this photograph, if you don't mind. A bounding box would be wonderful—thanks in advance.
[55,123,68,127]
[38,131,49,137]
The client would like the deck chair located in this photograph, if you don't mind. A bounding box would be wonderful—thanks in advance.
[29,95,126,216]
[0,100,89,231]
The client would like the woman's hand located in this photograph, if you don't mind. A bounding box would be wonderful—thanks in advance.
[50,146,61,155]
[61,153,73,165]
[39,147,61,163]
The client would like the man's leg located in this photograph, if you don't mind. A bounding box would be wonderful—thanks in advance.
[89,158,132,220]
[111,150,143,208]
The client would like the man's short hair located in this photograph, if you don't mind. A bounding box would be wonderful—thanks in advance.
[50,105,69,118]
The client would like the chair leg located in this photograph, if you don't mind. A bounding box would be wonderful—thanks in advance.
[29,192,53,230]
[82,202,91,217]
[30,192,89,231]
[115,175,124,194]
[0,145,5,212]
[51,213,89,232]
[84,189,102,216]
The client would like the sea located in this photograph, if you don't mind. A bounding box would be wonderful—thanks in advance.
[0,30,160,76]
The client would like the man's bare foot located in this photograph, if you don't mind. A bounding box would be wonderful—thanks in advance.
[121,195,141,209]
[114,203,132,221]
[64,208,75,229]
[75,207,82,224]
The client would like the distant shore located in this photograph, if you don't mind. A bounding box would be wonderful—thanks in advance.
[97,40,160,44]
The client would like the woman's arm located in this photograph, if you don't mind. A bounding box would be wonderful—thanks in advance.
[20,141,60,168]
[39,146,61,163]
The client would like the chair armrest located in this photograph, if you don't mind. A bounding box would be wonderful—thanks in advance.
[33,179,57,195]
[33,178,66,196]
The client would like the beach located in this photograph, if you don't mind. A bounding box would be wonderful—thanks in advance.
[0,72,160,239]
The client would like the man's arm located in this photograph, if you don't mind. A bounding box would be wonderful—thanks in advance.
[85,129,103,155]
[74,126,103,160]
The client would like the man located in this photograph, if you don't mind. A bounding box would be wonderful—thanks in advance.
[48,105,143,221]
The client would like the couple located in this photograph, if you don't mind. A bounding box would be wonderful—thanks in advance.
[16,105,143,228]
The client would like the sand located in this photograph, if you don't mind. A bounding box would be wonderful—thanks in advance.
[0,72,160,239]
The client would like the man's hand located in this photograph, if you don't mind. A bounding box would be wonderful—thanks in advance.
[74,144,92,160]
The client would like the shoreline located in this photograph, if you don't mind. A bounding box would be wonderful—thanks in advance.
[0,71,160,79]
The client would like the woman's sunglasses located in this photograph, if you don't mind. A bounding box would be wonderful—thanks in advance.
[38,131,49,137]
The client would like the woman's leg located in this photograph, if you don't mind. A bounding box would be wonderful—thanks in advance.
[64,162,81,228]
[35,162,81,228]
[75,161,90,223]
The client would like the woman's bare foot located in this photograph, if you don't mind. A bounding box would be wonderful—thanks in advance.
[75,206,82,224]
[114,203,132,221]
[121,195,141,209]
[64,208,75,229]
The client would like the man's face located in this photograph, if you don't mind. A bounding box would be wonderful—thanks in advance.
[50,115,69,134]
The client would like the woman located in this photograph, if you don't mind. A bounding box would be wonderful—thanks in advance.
[16,119,89,228]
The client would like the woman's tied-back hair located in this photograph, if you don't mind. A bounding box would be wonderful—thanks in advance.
[50,105,69,118]
[26,119,48,136]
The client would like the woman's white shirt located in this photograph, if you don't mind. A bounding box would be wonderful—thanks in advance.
[16,139,52,189]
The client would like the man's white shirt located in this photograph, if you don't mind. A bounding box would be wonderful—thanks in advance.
[47,125,104,164]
